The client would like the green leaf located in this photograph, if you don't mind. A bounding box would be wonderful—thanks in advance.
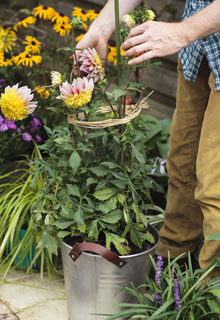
[129,225,144,248]
[89,166,109,177]
[88,220,99,240]
[74,207,84,225]
[117,193,125,204]
[209,289,220,300]
[104,231,131,255]
[93,188,116,201]
[145,231,155,244]
[131,144,145,164]
[96,200,117,214]
[86,177,97,186]
[53,220,73,229]
[69,151,81,174]
[38,231,57,254]
[101,161,120,169]
[112,88,127,101]
[57,46,73,52]
[57,231,71,239]
[66,184,81,197]
[100,210,122,223]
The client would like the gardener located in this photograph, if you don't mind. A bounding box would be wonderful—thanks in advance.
[76,0,220,277]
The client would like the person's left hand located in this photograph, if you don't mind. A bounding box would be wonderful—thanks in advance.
[122,21,189,65]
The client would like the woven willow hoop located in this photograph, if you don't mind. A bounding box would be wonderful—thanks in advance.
[67,98,149,129]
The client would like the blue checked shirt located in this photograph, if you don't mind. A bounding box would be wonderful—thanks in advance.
[179,0,220,91]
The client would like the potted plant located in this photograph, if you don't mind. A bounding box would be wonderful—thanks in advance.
[0,1,168,318]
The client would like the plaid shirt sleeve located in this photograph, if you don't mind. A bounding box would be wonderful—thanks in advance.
[179,0,220,91]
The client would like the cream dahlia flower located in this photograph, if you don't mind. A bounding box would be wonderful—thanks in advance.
[78,48,104,83]
[121,14,136,28]
[57,77,94,109]
[51,71,63,87]
[0,84,37,120]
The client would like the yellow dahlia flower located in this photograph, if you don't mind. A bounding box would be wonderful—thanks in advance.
[0,84,38,120]
[0,27,17,53]
[57,77,94,109]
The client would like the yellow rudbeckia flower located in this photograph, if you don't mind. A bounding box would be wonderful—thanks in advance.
[72,7,88,22]
[51,12,70,25]
[17,51,42,68]
[13,16,36,32]
[0,27,17,53]
[33,5,56,20]
[23,36,41,54]
[53,23,72,36]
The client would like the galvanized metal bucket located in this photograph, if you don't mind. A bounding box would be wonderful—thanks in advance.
[60,225,159,320]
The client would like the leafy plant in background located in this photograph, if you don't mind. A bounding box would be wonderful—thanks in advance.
[104,253,220,320]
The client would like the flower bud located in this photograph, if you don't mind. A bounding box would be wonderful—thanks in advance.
[121,14,136,28]
[50,71,63,87]
[146,10,155,21]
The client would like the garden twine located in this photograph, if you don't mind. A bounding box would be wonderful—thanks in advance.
[67,97,150,129]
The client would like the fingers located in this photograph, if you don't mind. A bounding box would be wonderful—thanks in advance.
[128,21,150,38]
[123,42,151,58]
[122,34,147,51]
[128,51,155,65]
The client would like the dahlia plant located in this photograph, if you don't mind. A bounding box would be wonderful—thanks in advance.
[27,2,170,265]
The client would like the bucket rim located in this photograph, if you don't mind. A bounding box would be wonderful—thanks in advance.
[61,224,160,259]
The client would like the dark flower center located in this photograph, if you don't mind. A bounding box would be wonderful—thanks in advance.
[95,10,99,14]
[61,26,65,29]
[26,54,32,58]
[31,41,36,45]
[82,10,86,14]
[43,6,48,10]
[59,13,64,17]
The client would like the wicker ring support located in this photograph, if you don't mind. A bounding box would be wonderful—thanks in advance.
[67,99,150,129]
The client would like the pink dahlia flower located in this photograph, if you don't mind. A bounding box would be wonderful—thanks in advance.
[57,77,94,109]
[78,48,104,83]
[0,84,37,120]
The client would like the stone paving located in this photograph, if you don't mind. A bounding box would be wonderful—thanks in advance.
[0,270,68,320]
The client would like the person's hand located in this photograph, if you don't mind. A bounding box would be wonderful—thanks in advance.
[74,30,109,73]
[122,21,189,65]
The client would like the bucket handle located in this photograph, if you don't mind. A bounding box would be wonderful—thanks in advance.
[69,242,127,268]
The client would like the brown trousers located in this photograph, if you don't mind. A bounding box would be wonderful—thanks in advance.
[155,58,220,276]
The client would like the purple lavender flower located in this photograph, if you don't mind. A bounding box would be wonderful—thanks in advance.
[17,128,21,133]
[0,123,8,132]
[22,132,32,141]
[0,115,4,125]
[173,278,182,311]
[154,256,164,306]
[155,256,164,287]
[35,134,42,143]
[154,291,162,306]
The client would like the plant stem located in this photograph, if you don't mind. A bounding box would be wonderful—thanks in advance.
[70,124,75,148]
[114,0,122,88]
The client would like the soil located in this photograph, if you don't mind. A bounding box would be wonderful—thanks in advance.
[64,225,159,256]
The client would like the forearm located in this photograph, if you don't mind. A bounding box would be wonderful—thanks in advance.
[183,0,220,44]
[89,0,142,40]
